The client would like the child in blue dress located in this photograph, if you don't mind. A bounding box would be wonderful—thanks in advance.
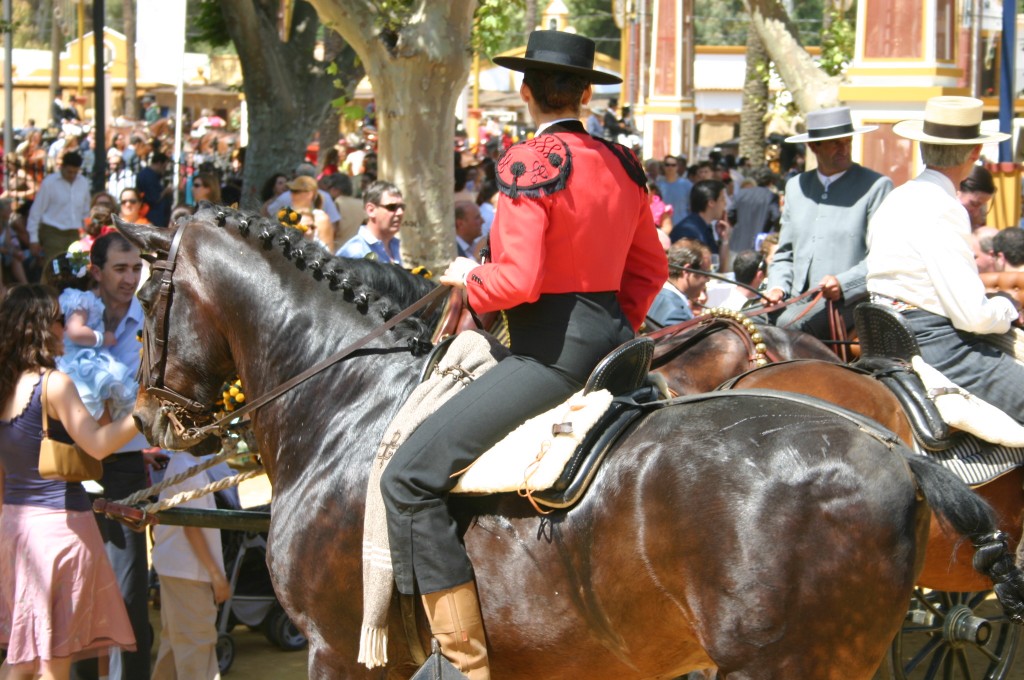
[44,252,137,421]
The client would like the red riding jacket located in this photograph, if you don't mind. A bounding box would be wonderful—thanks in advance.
[465,123,667,331]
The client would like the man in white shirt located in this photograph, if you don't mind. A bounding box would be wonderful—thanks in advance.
[26,151,90,269]
[866,96,1024,422]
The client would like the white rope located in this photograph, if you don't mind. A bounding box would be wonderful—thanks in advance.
[114,432,257,507]
[138,467,266,514]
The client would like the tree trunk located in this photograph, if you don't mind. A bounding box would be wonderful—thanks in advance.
[525,0,538,39]
[311,0,478,272]
[739,21,768,164]
[741,0,841,114]
[220,0,335,210]
[123,0,137,119]
[48,0,61,125]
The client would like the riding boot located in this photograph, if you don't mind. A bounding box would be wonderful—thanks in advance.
[421,581,490,680]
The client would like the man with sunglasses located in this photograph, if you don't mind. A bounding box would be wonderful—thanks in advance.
[656,154,692,230]
[335,180,404,264]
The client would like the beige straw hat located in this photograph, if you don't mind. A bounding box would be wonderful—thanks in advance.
[893,96,1010,145]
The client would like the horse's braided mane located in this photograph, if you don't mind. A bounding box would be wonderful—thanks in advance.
[200,205,436,354]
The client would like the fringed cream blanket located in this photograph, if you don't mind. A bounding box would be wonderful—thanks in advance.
[359,330,508,669]
[912,356,1024,447]
[451,388,613,494]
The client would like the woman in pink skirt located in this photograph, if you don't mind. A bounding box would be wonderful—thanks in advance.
[0,284,139,680]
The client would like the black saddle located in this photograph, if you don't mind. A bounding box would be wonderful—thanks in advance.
[853,303,954,450]
[532,337,657,510]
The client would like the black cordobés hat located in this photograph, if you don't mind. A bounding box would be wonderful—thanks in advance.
[493,30,622,85]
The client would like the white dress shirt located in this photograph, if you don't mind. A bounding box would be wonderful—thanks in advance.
[866,168,1017,335]
[26,171,91,242]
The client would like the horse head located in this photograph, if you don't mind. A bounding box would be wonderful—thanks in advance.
[115,210,237,452]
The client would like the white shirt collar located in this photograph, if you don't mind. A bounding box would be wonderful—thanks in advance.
[918,167,957,197]
[816,168,847,189]
[536,118,579,135]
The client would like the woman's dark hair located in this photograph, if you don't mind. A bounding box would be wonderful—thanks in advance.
[522,69,589,114]
[0,284,62,406]
[960,165,997,195]
[689,179,725,214]
[119,187,142,207]
[475,181,498,207]
[260,173,288,202]
[44,253,91,293]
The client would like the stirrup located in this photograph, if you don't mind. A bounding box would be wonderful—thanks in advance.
[410,639,471,680]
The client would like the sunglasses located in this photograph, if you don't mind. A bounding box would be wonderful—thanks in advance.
[121,198,139,205]
[664,162,678,167]
[378,202,405,212]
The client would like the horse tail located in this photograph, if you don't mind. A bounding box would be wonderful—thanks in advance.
[903,452,1024,623]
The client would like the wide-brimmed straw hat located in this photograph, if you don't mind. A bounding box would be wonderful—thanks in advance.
[785,107,877,143]
[493,30,622,85]
[893,96,1010,145]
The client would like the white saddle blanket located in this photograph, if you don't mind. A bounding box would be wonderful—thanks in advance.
[911,356,1024,485]
[911,356,1024,447]
[452,389,613,495]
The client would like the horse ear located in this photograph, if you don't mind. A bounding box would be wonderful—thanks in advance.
[113,215,172,254]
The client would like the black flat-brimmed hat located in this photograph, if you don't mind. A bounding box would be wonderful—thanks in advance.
[493,30,622,85]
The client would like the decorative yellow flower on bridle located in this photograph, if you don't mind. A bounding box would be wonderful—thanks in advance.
[277,206,308,233]
[217,377,246,413]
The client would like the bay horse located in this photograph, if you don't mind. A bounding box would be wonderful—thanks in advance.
[115,207,1024,679]
[650,313,1022,592]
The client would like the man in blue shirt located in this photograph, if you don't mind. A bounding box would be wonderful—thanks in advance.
[135,152,173,227]
[655,154,692,228]
[335,180,403,264]
[670,179,731,270]
[85,232,158,680]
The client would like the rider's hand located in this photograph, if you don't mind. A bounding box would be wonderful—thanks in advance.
[819,275,842,301]
[439,257,479,290]
[763,287,785,304]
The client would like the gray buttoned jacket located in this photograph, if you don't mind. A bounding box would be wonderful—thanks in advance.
[766,163,893,302]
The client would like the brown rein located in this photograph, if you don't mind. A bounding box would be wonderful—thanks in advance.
[142,219,450,444]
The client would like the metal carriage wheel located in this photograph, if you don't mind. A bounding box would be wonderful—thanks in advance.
[880,589,1020,679]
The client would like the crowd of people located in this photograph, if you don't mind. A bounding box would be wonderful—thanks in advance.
[2,27,1024,680]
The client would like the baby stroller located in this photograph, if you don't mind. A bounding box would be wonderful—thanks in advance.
[215,503,308,674]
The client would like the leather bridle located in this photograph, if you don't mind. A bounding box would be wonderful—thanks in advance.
[140,220,216,439]
[138,218,449,444]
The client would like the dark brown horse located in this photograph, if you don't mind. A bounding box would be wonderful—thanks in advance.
[727,360,1024,593]
[115,207,1024,679]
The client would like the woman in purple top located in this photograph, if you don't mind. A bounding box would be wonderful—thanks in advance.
[0,285,139,680]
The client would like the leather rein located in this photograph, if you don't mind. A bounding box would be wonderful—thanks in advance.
[141,220,449,444]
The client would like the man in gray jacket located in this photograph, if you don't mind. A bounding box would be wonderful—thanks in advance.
[763,107,893,338]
